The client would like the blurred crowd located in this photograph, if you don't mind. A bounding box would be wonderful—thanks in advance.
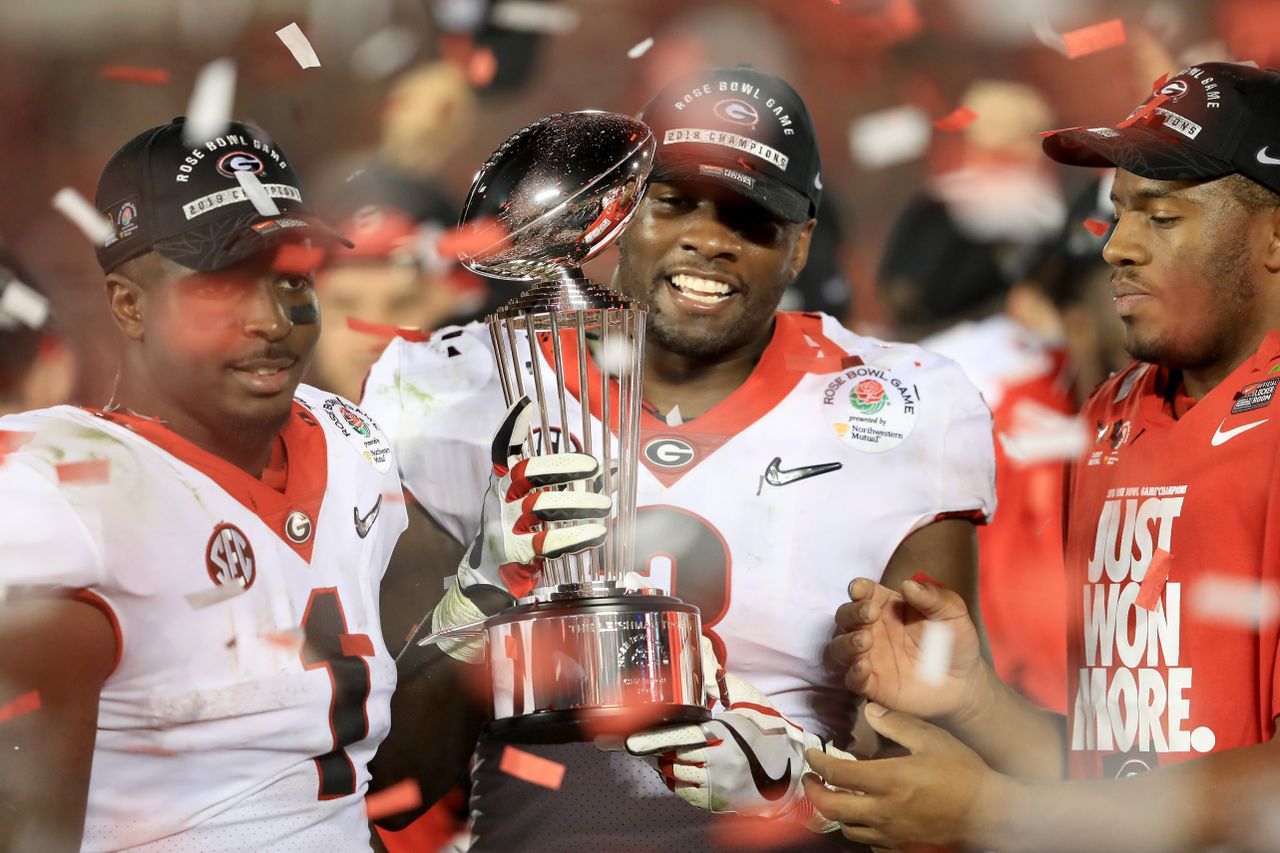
[4,0,1280,848]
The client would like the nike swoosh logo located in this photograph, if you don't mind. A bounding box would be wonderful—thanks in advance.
[353,494,382,539]
[1258,146,1280,166]
[763,457,843,487]
[721,719,792,801]
[1211,418,1268,446]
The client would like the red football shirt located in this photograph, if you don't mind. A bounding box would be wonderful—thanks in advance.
[1064,331,1280,779]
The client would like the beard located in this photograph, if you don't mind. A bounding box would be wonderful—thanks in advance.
[640,280,784,361]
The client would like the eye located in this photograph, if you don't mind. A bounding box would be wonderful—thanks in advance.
[278,274,314,292]
[1149,215,1180,227]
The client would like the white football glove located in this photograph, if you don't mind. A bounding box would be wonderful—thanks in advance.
[623,636,854,833]
[432,396,610,663]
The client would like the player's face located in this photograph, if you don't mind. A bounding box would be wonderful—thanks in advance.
[1105,170,1268,370]
[142,249,320,429]
[612,180,813,360]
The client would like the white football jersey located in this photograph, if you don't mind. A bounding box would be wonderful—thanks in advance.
[0,386,406,853]
[362,311,994,851]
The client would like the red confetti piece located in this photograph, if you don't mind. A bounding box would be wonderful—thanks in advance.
[840,354,865,369]
[99,65,172,86]
[1136,550,1173,611]
[261,628,304,650]
[932,106,978,132]
[1062,19,1127,59]
[1083,218,1111,236]
[499,745,565,790]
[271,244,326,275]
[709,813,815,849]
[1118,93,1169,129]
[910,571,945,587]
[0,691,41,723]
[438,217,508,261]
[365,778,422,822]
[467,47,497,87]
[340,633,375,657]
[345,316,432,342]
[56,459,110,484]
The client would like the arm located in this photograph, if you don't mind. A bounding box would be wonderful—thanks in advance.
[0,593,116,851]
[878,518,987,655]
[804,705,1280,852]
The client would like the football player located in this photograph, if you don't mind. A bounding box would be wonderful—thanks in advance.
[362,67,996,851]
[815,61,1280,850]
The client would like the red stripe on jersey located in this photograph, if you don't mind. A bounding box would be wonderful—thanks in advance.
[73,588,123,675]
[339,633,376,658]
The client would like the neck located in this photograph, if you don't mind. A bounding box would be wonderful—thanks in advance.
[1181,327,1269,400]
[640,320,775,420]
[110,369,280,477]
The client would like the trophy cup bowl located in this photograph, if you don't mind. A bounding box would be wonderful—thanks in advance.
[457,111,710,743]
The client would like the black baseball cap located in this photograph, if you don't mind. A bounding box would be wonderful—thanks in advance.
[1043,62,1280,194]
[94,117,351,273]
[639,66,822,223]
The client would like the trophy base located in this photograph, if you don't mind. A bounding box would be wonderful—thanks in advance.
[485,593,708,744]
[485,703,710,744]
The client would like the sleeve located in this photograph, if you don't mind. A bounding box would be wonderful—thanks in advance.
[933,363,997,524]
[0,456,104,589]
[360,328,499,545]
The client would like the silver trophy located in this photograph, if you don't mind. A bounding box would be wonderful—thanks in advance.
[454,111,709,742]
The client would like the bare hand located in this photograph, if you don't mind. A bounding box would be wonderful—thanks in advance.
[827,578,987,722]
[801,704,1014,849]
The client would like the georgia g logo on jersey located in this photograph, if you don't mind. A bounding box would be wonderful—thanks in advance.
[206,522,256,590]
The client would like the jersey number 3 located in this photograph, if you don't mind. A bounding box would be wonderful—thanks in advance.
[301,587,373,799]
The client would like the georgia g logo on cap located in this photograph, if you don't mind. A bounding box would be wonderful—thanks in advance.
[714,99,759,128]
[216,151,265,178]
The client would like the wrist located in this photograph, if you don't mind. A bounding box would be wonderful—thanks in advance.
[968,771,1031,851]
[942,659,1001,734]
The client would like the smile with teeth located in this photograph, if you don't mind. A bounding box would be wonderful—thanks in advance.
[670,273,736,304]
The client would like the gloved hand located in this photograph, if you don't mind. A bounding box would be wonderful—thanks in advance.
[623,636,855,833]
[431,396,610,663]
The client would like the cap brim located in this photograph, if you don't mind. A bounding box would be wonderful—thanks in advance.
[153,208,353,274]
[650,158,812,223]
[1043,124,1235,183]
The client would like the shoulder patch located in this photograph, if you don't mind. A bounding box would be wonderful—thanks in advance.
[313,396,393,473]
[819,362,920,453]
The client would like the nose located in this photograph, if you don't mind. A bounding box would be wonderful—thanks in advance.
[678,204,740,262]
[241,279,292,341]
[1101,213,1149,270]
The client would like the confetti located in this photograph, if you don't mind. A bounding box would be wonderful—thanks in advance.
[467,46,498,87]
[916,620,953,686]
[499,745,565,789]
[350,27,419,81]
[51,188,115,246]
[260,628,305,651]
[627,37,654,59]
[276,23,322,69]
[0,280,50,329]
[345,316,431,342]
[1062,19,1128,59]
[932,106,978,132]
[184,59,236,146]
[99,65,172,86]
[234,171,281,217]
[438,217,508,261]
[0,431,34,458]
[1136,549,1173,611]
[489,1,580,34]
[709,813,815,849]
[997,400,1089,463]
[365,779,422,822]
[1083,218,1111,236]
[55,459,111,484]
[847,105,931,170]
[271,244,326,275]
[596,336,633,378]
[910,571,944,587]
[185,583,247,610]
[0,691,41,724]
[1189,574,1280,629]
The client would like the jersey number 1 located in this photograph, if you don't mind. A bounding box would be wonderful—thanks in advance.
[301,587,373,799]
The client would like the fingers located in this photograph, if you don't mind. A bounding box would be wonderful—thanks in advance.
[505,453,603,499]
[536,524,607,560]
[900,578,970,623]
[625,723,709,756]
[827,629,873,667]
[804,747,891,794]
[491,396,533,469]
[801,772,874,825]
[834,597,882,631]
[511,490,611,534]
[861,703,943,754]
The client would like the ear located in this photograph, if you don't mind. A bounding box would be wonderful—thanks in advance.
[105,272,147,341]
[1264,206,1280,274]
[786,218,816,283]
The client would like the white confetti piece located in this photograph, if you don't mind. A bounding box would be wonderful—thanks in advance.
[490,0,579,34]
[350,26,418,81]
[848,105,931,170]
[235,171,282,217]
[627,37,654,59]
[997,400,1089,463]
[184,59,237,146]
[1189,574,1280,629]
[0,280,50,329]
[664,405,683,427]
[276,22,322,69]
[916,620,953,685]
[51,188,115,246]
[596,336,634,378]
[185,583,247,610]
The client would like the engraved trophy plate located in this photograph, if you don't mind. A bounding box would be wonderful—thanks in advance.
[456,111,709,742]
